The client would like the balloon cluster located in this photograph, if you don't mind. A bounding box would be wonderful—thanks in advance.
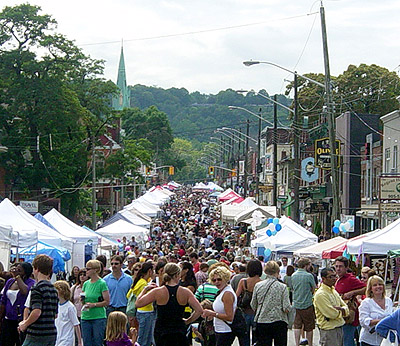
[265,218,282,237]
[117,239,133,254]
[332,219,354,234]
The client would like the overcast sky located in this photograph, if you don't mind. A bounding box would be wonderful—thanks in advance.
[3,0,400,95]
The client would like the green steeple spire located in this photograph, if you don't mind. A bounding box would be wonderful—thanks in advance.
[112,44,130,110]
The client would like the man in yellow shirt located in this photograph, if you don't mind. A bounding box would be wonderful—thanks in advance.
[314,268,349,346]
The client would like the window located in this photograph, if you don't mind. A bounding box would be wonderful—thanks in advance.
[385,148,390,173]
[393,145,398,173]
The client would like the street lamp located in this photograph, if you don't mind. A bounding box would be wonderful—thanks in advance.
[215,129,244,143]
[228,106,274,126]
[210,136,233,148]
[244,59,340,223]
[221,127,257,143]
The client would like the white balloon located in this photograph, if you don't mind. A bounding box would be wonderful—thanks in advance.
[344,222,351,231]
[306,220,312,227]
[263,240,272,249]
[268,223,275,231]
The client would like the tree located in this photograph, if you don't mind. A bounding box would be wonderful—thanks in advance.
[0,4,118,218]
[122,106,174,156]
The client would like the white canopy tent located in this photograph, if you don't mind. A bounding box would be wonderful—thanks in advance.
[251,216,318,253]
[97,219,148,243]
[234,206,277,224]
[0,199,73,250]
[139,191,166,206]
[44,209,101,268]
[118,209,151,228]
[220,198,260,223]
[347,219,400,255]
[124,199,160,218]
[293,237,347,260]
[0,224,13,270]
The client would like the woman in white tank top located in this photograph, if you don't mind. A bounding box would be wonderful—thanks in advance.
[202,266,237,346]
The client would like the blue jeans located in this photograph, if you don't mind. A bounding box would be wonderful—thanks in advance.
[81,318,107,346]
[243,313,255,346]
[23,335,56,346]
[343,324,357,346]
[136,310,156,346]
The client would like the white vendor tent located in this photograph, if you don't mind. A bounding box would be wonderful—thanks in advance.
[44,209,101,268]
[234,206,277,224]
[124,199,160,218]
[347,219,400,255]
[139,191,166,206]
[206,182,223,191]
[293,237,347,260]
[100,208,151,229]
[0,199,73,250]
[251,216,318,253]
[97,219,148,243]
[220,198,260,223]
[0,223,13,270]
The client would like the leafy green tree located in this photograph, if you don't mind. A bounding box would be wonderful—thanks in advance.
[122,106,174,155]
[0,4,117,218]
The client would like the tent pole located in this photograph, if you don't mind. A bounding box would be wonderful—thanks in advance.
[384,255,389,284]
[394,274,400,303]
[362,253,365,267]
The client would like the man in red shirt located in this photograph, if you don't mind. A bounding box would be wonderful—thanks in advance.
[189,252,200,273]
[334,256,366,346]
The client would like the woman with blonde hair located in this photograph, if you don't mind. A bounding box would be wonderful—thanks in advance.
[202,266,244,346]
[135,263,203,346]
[81,259,110,346]
[359,275,393,346]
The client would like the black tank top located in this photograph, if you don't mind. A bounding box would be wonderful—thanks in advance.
[156,284,186,334]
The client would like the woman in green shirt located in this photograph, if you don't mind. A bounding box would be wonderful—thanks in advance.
[81,259,110,346]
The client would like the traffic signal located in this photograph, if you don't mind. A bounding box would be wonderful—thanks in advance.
[208,166,214,175]
[232,169,237,177]
[145,167,151,175]
[169,166,174,175]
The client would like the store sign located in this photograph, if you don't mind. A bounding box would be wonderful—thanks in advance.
[265,153,272,173]
[315,137,341,170]
[20,200,39,213]
[301,157,319,183]
[380,176,400,200]
[239,161,245,176]
[380,203,400,212]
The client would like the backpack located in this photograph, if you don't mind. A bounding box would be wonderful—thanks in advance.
[237,279,253,311]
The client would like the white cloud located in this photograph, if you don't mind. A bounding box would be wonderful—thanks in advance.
[3,0,400,94]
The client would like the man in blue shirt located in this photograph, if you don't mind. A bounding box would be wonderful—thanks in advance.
[104,255,133,315]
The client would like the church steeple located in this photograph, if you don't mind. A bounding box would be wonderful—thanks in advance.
[112,43,131,110]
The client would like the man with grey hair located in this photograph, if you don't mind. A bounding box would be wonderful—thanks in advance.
[291,257,317,346]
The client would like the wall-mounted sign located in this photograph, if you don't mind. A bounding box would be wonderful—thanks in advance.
[239,161,245,176]
[20,200,39,214]
[380,176,400,200]
[265,153,272,173]
[315,137,341,170]
[301,157,319,183]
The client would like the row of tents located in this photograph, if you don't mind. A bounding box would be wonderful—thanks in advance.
[0,182,181,272]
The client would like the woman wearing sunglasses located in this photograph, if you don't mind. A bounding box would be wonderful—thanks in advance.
[202,266,238,346]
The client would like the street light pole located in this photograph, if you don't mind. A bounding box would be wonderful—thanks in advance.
[256,108,262,204]
[292,73,300,223]
[273,95,278,208]
[321,2,340,221]
[244,120,250,198]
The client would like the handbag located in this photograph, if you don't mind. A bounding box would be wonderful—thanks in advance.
[343,297,357,325]
[380,330,399,346]
[287,305,296,329]
[223,307,247,337]
[126,290,137,317]
[238,279,253,311]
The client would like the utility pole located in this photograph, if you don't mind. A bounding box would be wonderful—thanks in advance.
[91,136,97,229]
[292,73,300,223]
[237,129,241,193]
[273,95,278,208]
[321,2,340,221]
[244,120,250,198]
[256,108,262,204]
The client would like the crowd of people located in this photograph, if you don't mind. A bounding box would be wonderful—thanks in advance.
[0,186,399,346]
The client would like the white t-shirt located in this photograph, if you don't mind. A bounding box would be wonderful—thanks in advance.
[55,301,80,346]
[280,265,287,280]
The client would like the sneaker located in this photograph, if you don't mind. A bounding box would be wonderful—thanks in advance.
[299,339,308,345]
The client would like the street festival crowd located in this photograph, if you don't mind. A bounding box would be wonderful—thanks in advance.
[0,186,399,346]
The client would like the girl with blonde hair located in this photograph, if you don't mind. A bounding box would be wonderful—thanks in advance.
[105,311,138,346]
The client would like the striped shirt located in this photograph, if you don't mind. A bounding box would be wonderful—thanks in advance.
[195,282,219,302]
[27,280,58,337]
